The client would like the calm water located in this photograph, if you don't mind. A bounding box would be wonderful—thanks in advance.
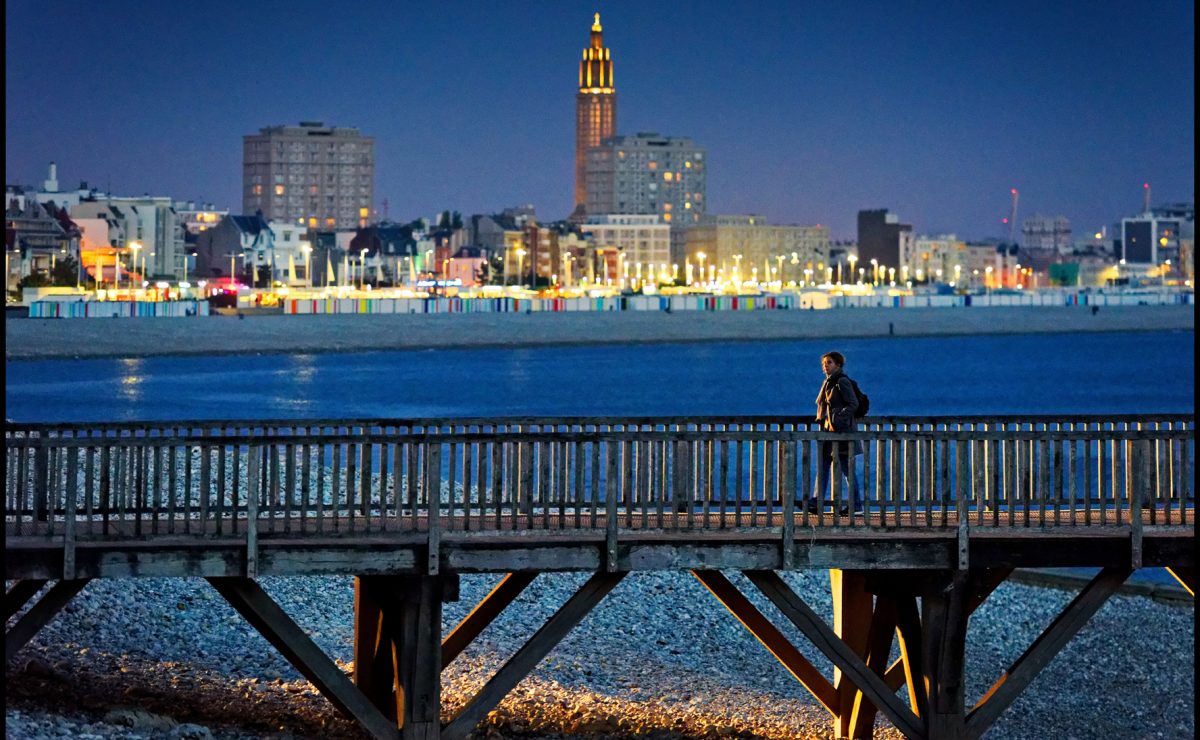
[4,330,1193,423]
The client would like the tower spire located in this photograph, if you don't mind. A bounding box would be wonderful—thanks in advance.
[573,12,617,217]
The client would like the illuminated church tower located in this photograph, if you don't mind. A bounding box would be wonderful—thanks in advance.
[574,12,616,217]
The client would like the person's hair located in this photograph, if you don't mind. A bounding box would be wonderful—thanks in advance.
[822,351,845,368]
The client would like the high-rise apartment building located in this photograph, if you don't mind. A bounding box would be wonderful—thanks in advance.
[243,121,374,230]
[574,13,617,216]
[585,133,706,227]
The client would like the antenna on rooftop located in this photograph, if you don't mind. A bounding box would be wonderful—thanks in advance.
[1143,182,1151,213]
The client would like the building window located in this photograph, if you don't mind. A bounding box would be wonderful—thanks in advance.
[275,185,286,195]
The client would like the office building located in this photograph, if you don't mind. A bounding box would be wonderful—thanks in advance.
[683,215,828,284]
[242,121,374,230]
[856,209,912,272]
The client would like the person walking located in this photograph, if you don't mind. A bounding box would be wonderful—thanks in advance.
[807,351,863,516]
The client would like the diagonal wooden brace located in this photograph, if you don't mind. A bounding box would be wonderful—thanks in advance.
[207,577,399,740]
[965,567,1132,738]
[442,572,537,669]
[5,579,90,660]
[692,569,838,715]
[744,570,925,740]
[442,570,625,740]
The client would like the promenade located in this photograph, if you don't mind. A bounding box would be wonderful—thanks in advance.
[5,304,1194,360]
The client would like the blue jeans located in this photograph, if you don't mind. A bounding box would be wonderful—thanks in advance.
[812,440,862,507]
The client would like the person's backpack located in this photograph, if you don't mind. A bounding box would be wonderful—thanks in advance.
[845,377,870,417]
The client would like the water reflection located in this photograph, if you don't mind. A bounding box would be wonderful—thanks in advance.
[119,358,144,403]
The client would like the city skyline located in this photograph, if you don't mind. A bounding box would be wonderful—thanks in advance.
[5,0,1194,240]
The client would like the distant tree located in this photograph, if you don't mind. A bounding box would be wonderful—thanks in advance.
[49,256,80,286]
[477,252,506,285]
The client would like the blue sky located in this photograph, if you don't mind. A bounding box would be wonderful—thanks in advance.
[5,0,1194,239]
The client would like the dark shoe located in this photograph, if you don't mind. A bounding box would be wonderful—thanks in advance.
[839,505,865,517]
[804,500,820,514]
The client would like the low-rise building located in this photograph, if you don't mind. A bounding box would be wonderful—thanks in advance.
[580,215,671,278]
[683,215,829,285]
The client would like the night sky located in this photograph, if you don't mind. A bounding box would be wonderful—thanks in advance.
[5,1,1194,240]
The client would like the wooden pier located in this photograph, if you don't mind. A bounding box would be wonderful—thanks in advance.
[5,414,1195,739]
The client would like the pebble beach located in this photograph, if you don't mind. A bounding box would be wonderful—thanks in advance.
[5,571,1195,739]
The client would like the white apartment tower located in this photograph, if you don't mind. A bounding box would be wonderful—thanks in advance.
[243,121,374,230]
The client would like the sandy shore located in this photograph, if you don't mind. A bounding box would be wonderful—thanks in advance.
[5,304,1193,360]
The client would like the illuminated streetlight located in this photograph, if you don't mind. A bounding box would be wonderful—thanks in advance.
[870,258,879,286]
[515,248,527,287]
[128,241,142,294]
[847,254,858,285]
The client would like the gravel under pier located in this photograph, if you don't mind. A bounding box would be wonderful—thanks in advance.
[5,571,1194,739]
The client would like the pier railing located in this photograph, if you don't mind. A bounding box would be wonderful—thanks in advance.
[5,415,1193,541]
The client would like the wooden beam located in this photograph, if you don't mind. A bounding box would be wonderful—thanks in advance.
[966,567,1132,737]
[5,579,48,620]
[1165,566,1194,597]
[354,577,396,721]
[382,577,443,740]
[206,577,398,740]
[442,572,537,669]
[831,569,874,739]
[744,570,925,740]
[443,571,625,740]
[893,594,928,721]
[691,569,838,715]
[5,579,89,659]
[920,571,970,740]
[848,594,899,739]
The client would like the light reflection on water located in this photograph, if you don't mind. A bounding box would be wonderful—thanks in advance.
[4,330,1193,423]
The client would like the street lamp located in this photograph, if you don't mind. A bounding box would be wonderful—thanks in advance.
[128,241,142,293]
[847,254,858,285]
[696,252,706,286]
[361,248,369,290]
[302,244,312,288]
[870,258,878,286]
[515,248,527,287]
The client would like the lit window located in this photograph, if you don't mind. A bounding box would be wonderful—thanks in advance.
[308,217,318,228]
[647,162,657,170]
[359,207,369,219]
[685,202,692,209]
[685,161,692,168]
[253,185,263,195]
[325,218,336,227]
[275,185,286,195]
[663,213,672,222]
[664,172,673,182]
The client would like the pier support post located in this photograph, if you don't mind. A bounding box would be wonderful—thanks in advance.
[920,571,970,740]
[355,574,456,739]
[830,569,873,739]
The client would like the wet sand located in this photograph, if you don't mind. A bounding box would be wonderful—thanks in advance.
[4,304,1193,360]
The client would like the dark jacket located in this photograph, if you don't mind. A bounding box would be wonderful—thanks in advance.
[816,370,859,433]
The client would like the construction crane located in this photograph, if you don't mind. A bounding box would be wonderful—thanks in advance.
[1000,188,1019,244]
